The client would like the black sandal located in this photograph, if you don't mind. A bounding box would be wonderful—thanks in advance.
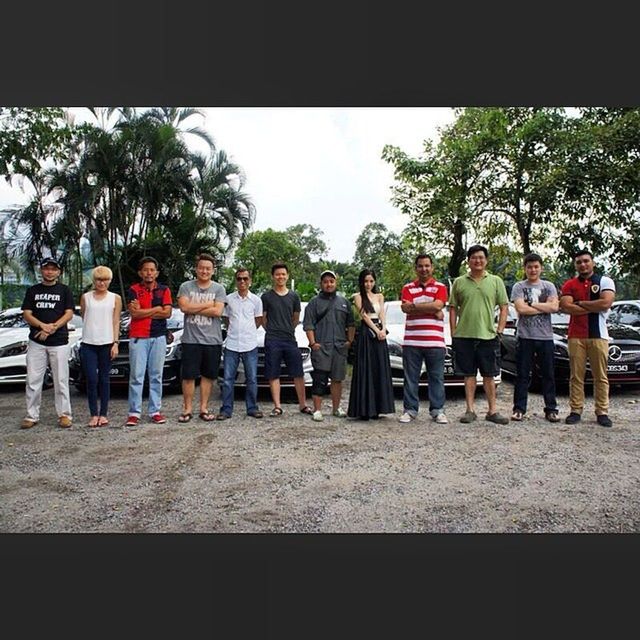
[178,413,193,423]
[299,406,313,415]
[269,407,283,417]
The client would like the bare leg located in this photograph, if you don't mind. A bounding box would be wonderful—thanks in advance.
[312,394,322,411]
[483,376,497,414]
[294,376,307,409]
[199,376,213,413]
[330,381,342,411]
[182,379,195,414]
[269,378,281,408]
[464,376,477,412]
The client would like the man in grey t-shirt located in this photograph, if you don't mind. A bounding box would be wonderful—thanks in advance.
[176,253,227,422]
[510,252,560,423]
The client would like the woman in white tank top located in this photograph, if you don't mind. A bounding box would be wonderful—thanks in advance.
[80,266,123,427]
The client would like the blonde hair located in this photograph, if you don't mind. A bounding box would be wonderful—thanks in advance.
[92,265,113,282]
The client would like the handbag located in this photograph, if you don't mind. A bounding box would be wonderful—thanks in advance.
[366,319,388,339]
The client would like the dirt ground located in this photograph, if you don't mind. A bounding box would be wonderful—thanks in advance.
[1,378,639,532]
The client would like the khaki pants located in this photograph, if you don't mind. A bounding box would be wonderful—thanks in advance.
[567,338,609,415]
[25,340,72,421]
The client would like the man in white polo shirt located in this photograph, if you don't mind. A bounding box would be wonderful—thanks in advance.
[398,253,449,424]
[218,267,264,419]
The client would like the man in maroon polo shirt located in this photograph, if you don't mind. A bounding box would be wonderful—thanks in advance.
[559,249,615,427]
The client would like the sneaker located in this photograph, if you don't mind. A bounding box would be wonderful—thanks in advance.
[125,415,140,426]
[459,410,477,424]
[485,412,509,425]
[565,412,581,425]
[20,418,38,429]
[434,413,449,424]
[312,410,324,422]
[58,416,73,428]
[545,411,560,423]
[597,414,613,428]
[150,413,167,424]
[333,407,347,418]
[398,412,414,423]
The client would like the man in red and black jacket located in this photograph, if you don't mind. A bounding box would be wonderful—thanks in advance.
[125,256,173,426]
[560,249,615,428]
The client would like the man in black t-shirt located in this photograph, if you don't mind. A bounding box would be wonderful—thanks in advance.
[261,262,312,417]
[20,257,75,429]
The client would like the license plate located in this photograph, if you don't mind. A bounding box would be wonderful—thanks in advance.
[109,367,126,377]
[607,364,629,372]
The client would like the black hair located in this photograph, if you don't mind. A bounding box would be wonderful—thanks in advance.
[573,249,593,260]
[523,252,543,266]
[357,268,378,315]
[271,262,288,275]
[196,253,216,267]
[466,244,488,259]
[414,253,433,266]
[235,267,251,278]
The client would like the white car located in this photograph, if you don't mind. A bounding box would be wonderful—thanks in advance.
[383,300,502,387]
[0,307,83,385]
[609,300,640,329]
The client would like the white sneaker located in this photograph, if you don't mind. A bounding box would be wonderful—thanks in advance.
[333,407,347,418]
[398,412,413,423]
[434,413,449,424]
[312,410,324,422]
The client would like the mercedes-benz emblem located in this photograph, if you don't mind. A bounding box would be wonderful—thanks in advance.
[608,345,623,361]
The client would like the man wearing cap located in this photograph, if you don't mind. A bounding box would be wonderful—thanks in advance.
[304,270,355,422]
[20,257,75,429]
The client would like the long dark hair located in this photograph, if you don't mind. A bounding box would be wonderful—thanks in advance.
[358,269,378,314]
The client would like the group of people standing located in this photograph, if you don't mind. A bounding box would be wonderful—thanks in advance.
[18,244,616,430]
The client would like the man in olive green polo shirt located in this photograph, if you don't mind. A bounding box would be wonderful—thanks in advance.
[449,244,509,425]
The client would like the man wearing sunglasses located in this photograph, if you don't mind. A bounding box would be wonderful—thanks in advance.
[218,268,264,420]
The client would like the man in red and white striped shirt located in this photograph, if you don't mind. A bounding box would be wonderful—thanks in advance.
[398,254,449,424]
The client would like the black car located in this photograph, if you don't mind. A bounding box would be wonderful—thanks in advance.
[500,311,640,387]
[68,307,185,391]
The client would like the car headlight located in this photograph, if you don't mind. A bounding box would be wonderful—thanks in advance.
[165,342,181,360]
[387,340,403,357]
[0,340,29,358]
[553,343,569,358]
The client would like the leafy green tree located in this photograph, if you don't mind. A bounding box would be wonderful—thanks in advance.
[233,229,303,292]
[353,222,401,278]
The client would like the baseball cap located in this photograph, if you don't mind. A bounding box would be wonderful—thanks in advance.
[320,270,337,280]
[40,257,61,269]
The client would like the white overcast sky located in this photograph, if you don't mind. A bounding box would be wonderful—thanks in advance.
[0,107,457,262]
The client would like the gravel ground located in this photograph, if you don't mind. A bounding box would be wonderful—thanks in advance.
[1,378,639,532]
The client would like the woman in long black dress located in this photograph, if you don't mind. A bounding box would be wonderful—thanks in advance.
[347,269,395,419]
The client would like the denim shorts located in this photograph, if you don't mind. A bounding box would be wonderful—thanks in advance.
[452,336,501,377]
[181,343,222,380]
[264,338,303,380]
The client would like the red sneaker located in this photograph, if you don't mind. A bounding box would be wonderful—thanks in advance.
[125,415,140,426]
[150,413,167,424]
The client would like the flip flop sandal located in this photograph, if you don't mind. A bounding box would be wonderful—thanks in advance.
[178,413,193,423]
[198,411,216,422]
[98,417,109,426]
[216,413,231,421]
[299,406,314,415]
[269,407,283,417]
[87,417,100,428]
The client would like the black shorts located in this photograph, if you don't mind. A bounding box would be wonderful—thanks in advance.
[452,337,501,377]
[264,339,303,380]
[181,343,222,380]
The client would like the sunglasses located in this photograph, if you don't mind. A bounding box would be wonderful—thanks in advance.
[236,276,250,281]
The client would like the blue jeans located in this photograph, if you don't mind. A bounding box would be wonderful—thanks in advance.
[513,338,558,414]
[128,335,166,417]
[220,347,259,416]
[80,343,112,416]
[402,346,446,417]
